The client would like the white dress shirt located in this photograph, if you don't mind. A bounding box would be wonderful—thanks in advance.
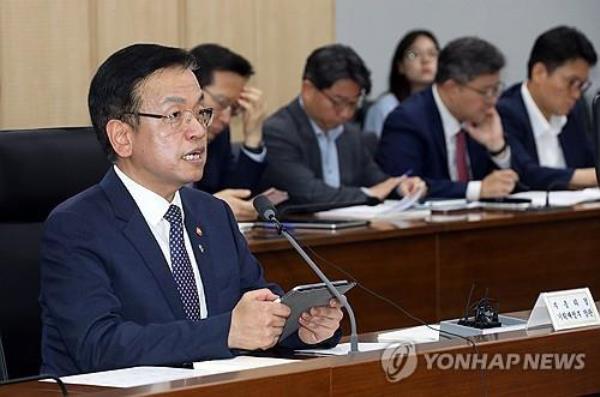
[521,82,567,168]
[114,165,208,319]
[432,85,511,200]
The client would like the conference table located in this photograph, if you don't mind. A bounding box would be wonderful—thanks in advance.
[3,306,599,396]
[3,205,600,396]
[248,203,600,333]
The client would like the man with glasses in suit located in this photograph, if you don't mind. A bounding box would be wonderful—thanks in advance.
[497,26,598,190]
[261,44,426,205]
[39,44,342,376]
[377,36,521,199]
[190,44,268,220]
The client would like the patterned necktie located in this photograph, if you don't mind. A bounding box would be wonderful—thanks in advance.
[163,205,201,321]
[455,129,469,182]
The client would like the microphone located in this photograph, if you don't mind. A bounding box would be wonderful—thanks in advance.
[253,195,360,353]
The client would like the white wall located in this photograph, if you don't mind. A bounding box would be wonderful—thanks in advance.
[336,0,600,101]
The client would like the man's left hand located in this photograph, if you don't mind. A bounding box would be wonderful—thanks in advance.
[298,299,343,345]
[238,86,266,148]
[463,107,505,153]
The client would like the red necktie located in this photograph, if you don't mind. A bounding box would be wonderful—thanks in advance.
[455,129,469,182]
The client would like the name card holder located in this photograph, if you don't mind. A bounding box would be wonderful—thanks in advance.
[527,287,600,331]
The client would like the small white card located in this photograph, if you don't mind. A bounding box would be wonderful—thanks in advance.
[527,287,600,331]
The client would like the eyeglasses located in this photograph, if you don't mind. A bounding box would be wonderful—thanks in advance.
[320,89,364,113]
[405,49,439,62]
[125,108,214,129]
[203,87,242,116]
[564,77,592,93]
[461,81,505,100]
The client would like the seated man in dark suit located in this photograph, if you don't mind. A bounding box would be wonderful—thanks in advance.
[39,44,342,376]
[497,26,597,190]
[262,44,425,205]
[190,44,267,220]
[377,37,520,199]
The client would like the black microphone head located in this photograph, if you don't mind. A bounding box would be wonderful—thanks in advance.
[253,195,278,221]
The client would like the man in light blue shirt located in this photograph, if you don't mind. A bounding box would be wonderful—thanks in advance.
[261,44,426,205]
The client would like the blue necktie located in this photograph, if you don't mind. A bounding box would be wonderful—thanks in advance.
[163,205,201,321]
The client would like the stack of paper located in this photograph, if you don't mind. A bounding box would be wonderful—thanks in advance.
[45,366,206,388]
[45,356,299,388]
[511,188,600,207]
[296,342,391,356]
[193,356,297,372]
[377,325,440,343]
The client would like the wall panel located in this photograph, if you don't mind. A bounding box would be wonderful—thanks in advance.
[0,0,334,130]
[0,0,93,128]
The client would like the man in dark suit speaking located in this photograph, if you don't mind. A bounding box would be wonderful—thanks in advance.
[377,37,520,199]
[261,44,425,205]
[39,44,342,376]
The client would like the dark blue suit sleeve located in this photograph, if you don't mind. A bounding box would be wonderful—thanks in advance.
[40,210,237,375]
[198,129,266,194]
[499,108,574,190]
[376,108,468,198]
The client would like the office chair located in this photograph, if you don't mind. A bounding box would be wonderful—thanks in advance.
[0,126,110,378]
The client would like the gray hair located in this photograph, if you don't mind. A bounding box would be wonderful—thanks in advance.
[435,36,505,84]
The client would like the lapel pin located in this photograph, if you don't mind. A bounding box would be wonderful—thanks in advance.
[198,244,205,253]
[195,226,203,237]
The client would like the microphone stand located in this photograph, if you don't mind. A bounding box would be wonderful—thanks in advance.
[271,217,359,353]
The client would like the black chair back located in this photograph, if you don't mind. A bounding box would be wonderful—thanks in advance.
[0,127,110,378]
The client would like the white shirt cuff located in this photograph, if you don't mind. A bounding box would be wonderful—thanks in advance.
[491,146,511,169]
[240,146,266,163]
[466,181,482,201]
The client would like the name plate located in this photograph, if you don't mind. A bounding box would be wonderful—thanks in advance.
[527,287,600,331]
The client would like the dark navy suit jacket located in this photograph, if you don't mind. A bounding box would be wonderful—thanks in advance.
[376,87,508,198]
[497,83,594,189]
[195,127,266,194]
[39,168,331,376]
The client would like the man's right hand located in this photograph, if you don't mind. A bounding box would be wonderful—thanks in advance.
[214,189,258,221]
[366,177,402,200]
[480,169,519,198]
[228,289,291,350]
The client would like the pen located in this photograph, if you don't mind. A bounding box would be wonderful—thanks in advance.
[398,169,413,179]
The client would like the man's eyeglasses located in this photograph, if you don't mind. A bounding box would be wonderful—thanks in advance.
[405,49,439,62]
[125,108,214,129]
[203,87,242,116]
[320,89,364,113]
[565,77,592,93]
[461,81,505,100]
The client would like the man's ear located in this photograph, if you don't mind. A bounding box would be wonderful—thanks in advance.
[530,62,548,83]
[106,119,134,159]
[301,79,316,100]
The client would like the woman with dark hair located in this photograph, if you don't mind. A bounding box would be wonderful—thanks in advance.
[365,30,439,136]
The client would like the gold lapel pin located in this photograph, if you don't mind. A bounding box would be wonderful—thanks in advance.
[195,226,203,237]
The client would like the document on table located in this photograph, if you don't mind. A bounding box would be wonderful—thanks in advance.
[44,357,298,388]
[510,188,600,207]
[193,355,298,372]
[43,366,207,388]
[296,342,391,356]
[315,195,430,220]
[377,325,440,343]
